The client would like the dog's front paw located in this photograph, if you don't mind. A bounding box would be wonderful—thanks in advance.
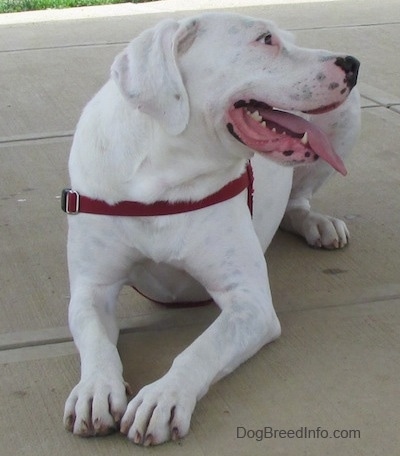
[121,376,196,446]
[64,375,131,437]
[281,208,349,249]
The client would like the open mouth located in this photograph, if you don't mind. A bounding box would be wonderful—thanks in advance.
[227,100,347,176]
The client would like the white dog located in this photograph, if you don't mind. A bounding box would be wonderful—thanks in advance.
[62,13,360,446]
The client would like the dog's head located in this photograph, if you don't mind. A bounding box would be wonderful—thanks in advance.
[111,13,359,175]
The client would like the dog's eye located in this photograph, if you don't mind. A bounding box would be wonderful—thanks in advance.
[256,32,273,45]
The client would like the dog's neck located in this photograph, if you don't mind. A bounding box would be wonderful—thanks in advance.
[70,80,249,205]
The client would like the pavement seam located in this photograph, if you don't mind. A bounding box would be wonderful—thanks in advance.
[291,21,400,31]
[0,131,74,147]
[1,292,399,353]
[0,41,127,54]
[0,307,219,352]
[1,21,399,54]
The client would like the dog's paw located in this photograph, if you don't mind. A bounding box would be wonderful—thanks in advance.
[301,212,349,249]
[64,375,131,437]
[120,376,196,446]
[281,208,349,249]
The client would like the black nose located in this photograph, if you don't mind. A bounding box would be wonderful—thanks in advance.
[335,56,360,89]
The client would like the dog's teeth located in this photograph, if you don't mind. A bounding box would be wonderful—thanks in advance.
[282,131,286,135]
[301,131,308,145]
[250,110,263,122]
[261,121,267,128]
[271,127,276,133]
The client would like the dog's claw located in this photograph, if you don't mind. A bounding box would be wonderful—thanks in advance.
[119,422,129,435]
[112,411,122,425]
[133,431,142,445]
[93,417,117,435]
[124,381,133,397]
[64,414,75,432]
[313,239,322,249]
[171,427,180,441]
[144,434,154,446]
[79,419,94,437]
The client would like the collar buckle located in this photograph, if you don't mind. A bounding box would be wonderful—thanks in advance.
[61,188,80,214]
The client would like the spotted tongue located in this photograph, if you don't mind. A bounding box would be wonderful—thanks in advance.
[259,108,347,176]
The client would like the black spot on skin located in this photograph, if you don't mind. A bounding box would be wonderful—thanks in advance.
[319,55,336,63]
[249,99,271,110]
[234,100,247,108]
[328,82,339,90]
[316,72,326,81]
[283,150,294,156]
[305,151,311,158]
[227,123,244,144]
[302,88,313,100]
[313,154,320,161]
[340,88,347,94]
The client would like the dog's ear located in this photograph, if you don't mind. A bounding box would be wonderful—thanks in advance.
[111,19,199,136]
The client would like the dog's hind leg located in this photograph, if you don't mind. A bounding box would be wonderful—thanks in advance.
[280,89,361,249]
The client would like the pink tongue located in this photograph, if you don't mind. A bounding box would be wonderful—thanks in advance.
[258,108,347,176]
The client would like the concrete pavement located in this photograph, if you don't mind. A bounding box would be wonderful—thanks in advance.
[1,1,399,455]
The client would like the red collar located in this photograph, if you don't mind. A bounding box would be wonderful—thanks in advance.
[62,162,254,216]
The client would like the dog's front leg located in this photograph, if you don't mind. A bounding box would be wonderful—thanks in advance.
[63,221,132,437]
[63,282,131,436]
[121,217,280,446]
[280,89,361,249]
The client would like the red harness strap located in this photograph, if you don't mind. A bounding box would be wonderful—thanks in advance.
[62,162,254,217]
